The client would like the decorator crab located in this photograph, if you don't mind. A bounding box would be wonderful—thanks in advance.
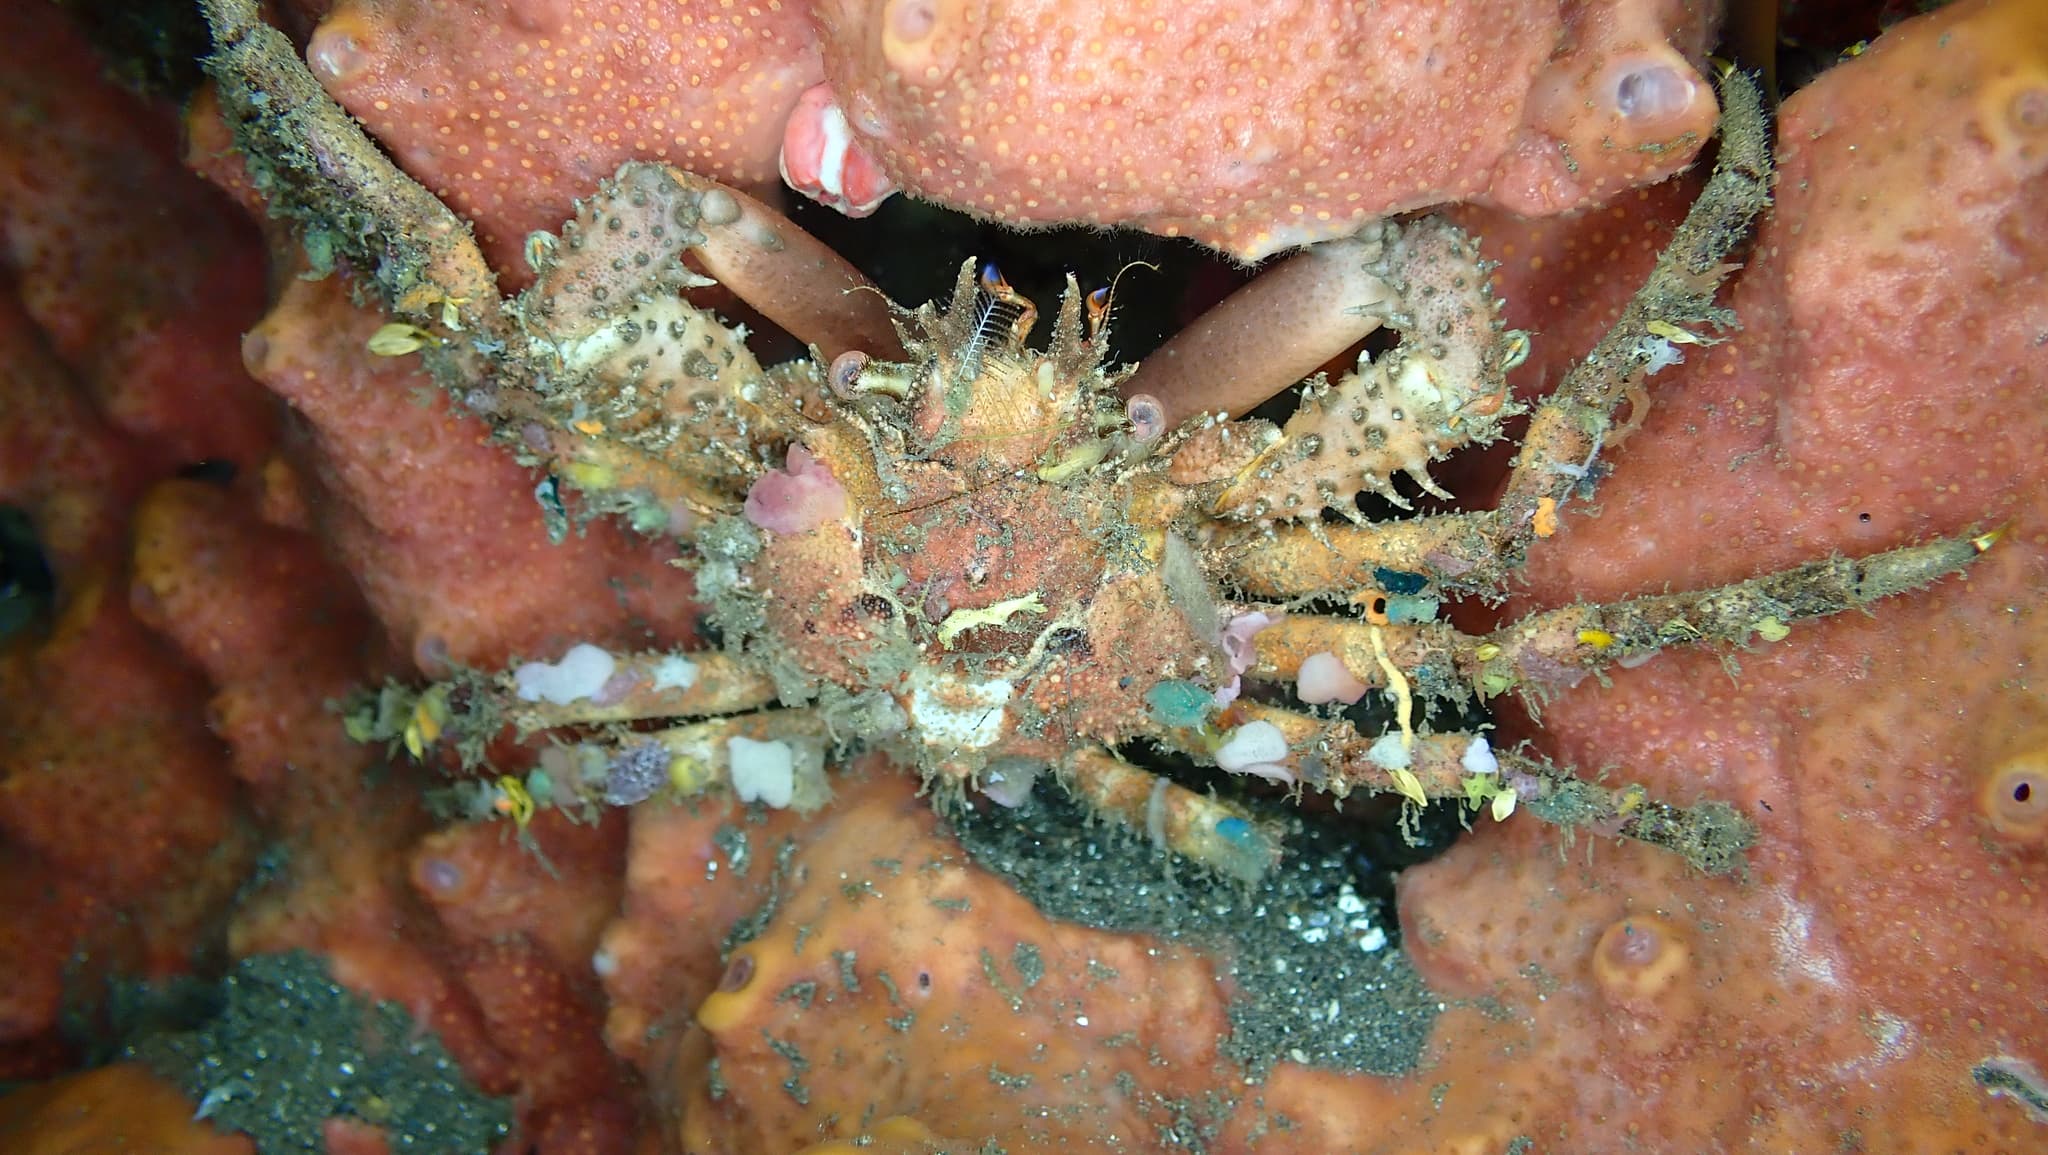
[207,0,1992,882]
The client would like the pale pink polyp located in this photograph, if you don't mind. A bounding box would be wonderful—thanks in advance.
[744,445,848,534]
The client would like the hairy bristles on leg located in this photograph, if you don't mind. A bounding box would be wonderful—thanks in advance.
[1468,534,1995,696]
[1216,703,1755,876]
[1475,67,1774,583]
[201,0,501,335]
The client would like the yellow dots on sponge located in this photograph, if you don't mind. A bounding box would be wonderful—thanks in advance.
[1980,738,2048,841]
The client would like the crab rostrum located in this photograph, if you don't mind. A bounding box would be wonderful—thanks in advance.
[206,0,1992,882]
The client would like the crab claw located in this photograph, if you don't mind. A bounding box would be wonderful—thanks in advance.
[779,82,898,217]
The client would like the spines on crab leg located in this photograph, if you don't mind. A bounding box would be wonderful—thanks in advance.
[203,0,900,532]
[1061,747,1283,884]
[1202,218,1527,521]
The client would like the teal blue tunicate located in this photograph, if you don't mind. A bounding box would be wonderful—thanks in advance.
[1145,680,1214,729]
[1383,595,1441,624]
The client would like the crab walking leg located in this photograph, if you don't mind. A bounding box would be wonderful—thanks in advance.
[1469,532,2000,697]
[205,0,900,365]
[484,712,836,821]
[1503,67,1773,517]
[202,0,895,531]
[1224,703,1755,876]
[201,0,501,336]
[1061,747,1283,883]
[1224,70,1775,598]
[1455,67,1776,587]
[1248,616,1471,706]
[1214,513,1499,600]
[1243,532,1995,704]
[499,651,782,736]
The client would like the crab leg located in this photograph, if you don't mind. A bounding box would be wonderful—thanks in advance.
[1219,702,1754,876]
[1211,69,1775,603]
[1432,67,1775,590]
[1117,233,1403,427]
[201,0,501,333]
[202,0,900,530]
[1242,531,1995,706]
[528,711,835,813]
[1463,532,1998,699]
[498,650,782,736]
[1061,746,1283,883]
[1212,514,1496,599]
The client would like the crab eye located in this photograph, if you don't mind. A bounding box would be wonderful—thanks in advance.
[828,350,870,395]
[1125,393,1166,441]
[1085,286,1112,339]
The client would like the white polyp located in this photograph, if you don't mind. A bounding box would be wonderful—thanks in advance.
[1460,735,1499,776]
[1216,720,1290,774]
[1297,651,1368,705]
[980,760,1042,809]
[728,736,796,808]
[652,654,699,692]
[514,643,617,705]
[1366,732,1412,770]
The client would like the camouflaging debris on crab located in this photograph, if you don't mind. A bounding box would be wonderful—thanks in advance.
[204,0,1995,883]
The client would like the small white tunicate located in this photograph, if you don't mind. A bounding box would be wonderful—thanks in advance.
[513,643,616,705]
[728,736,796,808]
[1366,732,1412,770]
[652,654,699,691]
[1460,735,1499,777]
[1216,721,1290,773]
[1641,335,1685,374]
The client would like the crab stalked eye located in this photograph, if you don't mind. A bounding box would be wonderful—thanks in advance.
[828,350,870,395]
[1125,393,1166,442]
[1085,286,1112,341]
